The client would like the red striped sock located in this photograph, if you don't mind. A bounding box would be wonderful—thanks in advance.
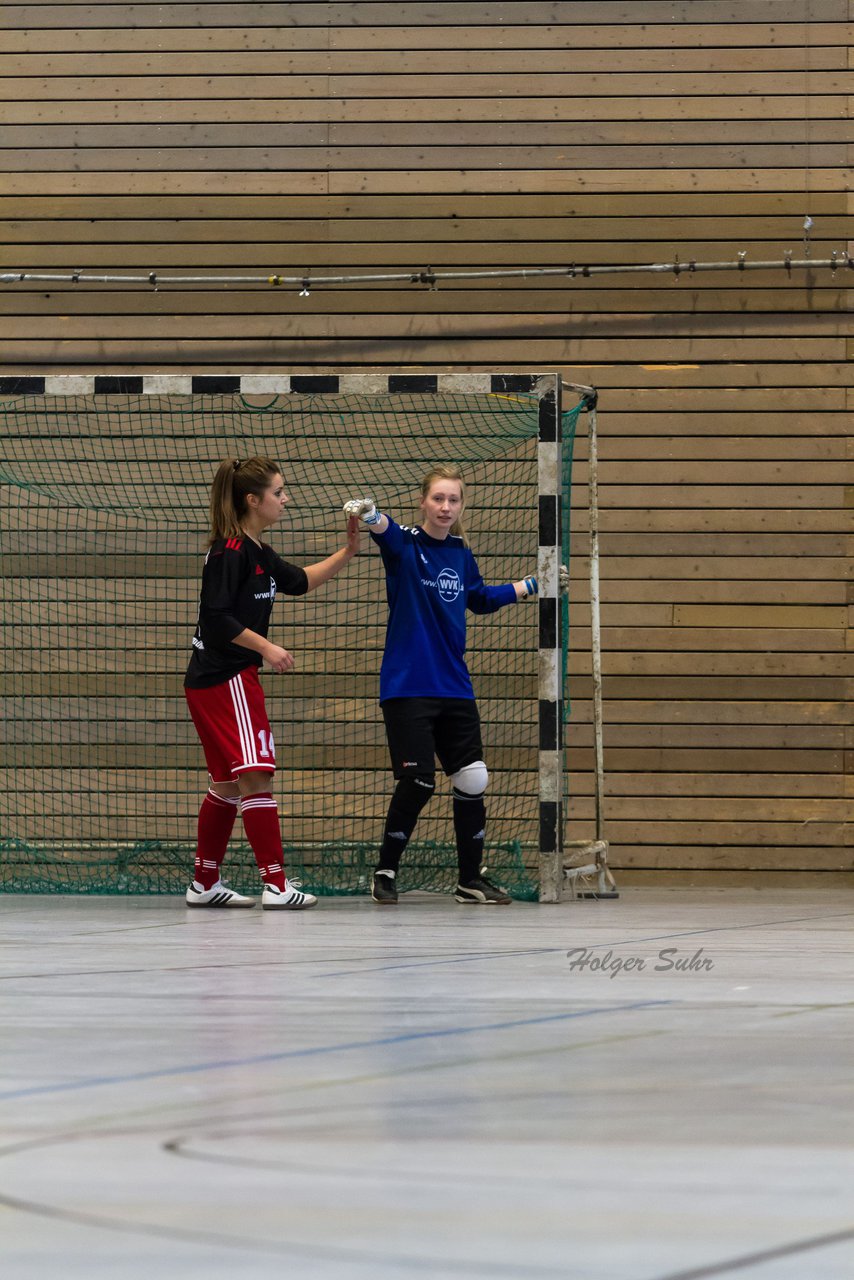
[240,792,287,890]
[194,789,239,889]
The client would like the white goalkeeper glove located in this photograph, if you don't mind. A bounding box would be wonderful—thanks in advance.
[342,496,382,526]
[520,566,569,599]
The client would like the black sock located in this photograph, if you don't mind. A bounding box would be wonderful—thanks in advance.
[376,821,413,874]
[376,777,434,873]
[453,791,486,883]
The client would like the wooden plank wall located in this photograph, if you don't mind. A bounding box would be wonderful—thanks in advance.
[0,1,851,874]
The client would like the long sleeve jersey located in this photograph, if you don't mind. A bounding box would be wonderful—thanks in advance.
[184,536,308,689]
[370,517,516,702]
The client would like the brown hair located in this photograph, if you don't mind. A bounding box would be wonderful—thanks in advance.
[420,464,468,545]
[208,457,281,543]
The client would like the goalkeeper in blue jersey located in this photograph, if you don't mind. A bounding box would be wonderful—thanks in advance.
[344,463,562,906]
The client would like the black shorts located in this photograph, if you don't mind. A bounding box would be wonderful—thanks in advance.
[382,697,484,779]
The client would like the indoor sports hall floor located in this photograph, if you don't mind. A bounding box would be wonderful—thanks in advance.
[2,882,852,1280]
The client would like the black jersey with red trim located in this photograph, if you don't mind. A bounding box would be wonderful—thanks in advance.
[184,536,308,689]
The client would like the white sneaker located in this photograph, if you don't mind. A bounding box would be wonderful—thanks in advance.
[261,880,317,910]
[185,880,256,908]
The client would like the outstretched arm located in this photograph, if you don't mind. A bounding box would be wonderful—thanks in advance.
[467,559,570,615]
[342,496,389,536]
[302,516,361,591]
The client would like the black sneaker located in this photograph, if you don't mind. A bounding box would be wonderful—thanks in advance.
[371,871,398,904]
[454,874,512,905]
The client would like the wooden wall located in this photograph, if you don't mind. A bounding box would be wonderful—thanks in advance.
[1,1,851,874]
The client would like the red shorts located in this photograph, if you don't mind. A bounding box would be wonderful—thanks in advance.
[185,666,276,782]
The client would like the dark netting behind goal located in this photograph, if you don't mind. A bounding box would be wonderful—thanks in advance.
[0,389,579,898]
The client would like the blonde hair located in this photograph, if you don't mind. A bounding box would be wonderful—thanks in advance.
[420,464,468,545]
[208,457,281,543]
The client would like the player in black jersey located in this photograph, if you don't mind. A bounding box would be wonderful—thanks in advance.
[184,456,359,910]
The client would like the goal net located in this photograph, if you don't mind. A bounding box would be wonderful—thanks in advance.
[0,375,581,899]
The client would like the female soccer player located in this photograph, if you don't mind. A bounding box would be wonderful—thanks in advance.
[184,457,359,910]
[344,464,554,906]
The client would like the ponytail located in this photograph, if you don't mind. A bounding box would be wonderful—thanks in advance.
[208,457,281,544]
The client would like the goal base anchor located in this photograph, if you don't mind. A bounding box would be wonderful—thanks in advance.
[562,839,619,900]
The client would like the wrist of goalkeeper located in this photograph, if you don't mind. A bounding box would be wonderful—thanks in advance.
[342,496,383,526]
[517,565,570,600]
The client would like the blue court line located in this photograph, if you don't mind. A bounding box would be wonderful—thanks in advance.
[0,999,670,1102]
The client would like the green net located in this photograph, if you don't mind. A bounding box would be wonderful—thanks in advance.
[0,390,581,898]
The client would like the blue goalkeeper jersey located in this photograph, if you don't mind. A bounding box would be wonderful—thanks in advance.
[371,517,516,702]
